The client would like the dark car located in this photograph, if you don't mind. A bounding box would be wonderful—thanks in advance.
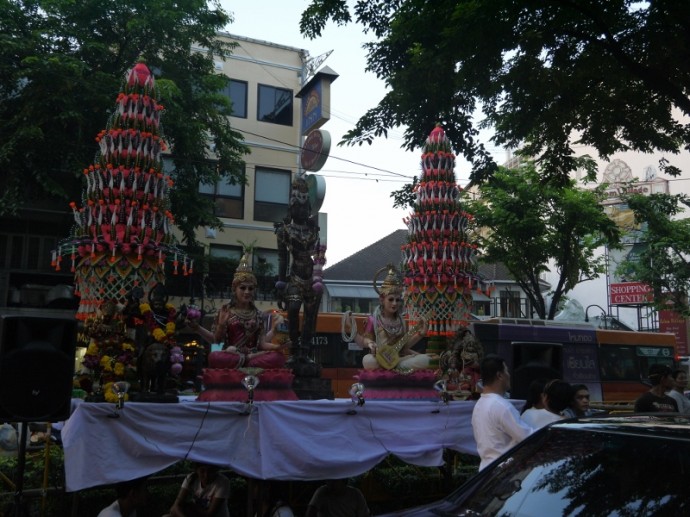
[380,415,690,516]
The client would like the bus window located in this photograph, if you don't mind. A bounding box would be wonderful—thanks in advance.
[599,346,638,381]
[637,346,675,382]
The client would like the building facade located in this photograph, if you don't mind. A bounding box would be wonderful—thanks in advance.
[189,33,312,309]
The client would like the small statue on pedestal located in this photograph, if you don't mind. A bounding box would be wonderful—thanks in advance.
[439,328,484,400]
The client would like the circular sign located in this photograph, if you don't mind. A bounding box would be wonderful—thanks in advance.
[300,129,331,172]
[307,174,326,213]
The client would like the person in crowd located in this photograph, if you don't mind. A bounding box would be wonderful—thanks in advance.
[634,364,678,413]
[97,476,148,517]
[666,369,690,414]
[305,479,370,517]
[471,355,534,470]
[255,480,294,517]
[562,384,595,418]
[346,264,430,371]
[189,252,286,369]
[521,379,571,429]
[164,463,231,517]
[520,378,548,415]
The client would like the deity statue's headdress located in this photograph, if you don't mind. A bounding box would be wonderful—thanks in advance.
[290,175,310,207]
[373,264,403,297]
[232,251,257,288]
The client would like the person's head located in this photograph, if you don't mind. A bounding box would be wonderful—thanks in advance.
[521,378,547,414]
[194,463,220,486]
[480,355,510,393]
[648,364,673,389]
[232,252,257,303]
[325,479,349,495]
[544,379,573,415]
[570,384,591,416]
[114,476,148,511]
[672,369,688,392]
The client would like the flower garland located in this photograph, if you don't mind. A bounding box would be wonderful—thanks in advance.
[139,301,183,376]
[81,308,138,391]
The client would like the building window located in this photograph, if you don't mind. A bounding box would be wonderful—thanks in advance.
[253,249,278,301]
[257,84,293,126]
[254,168,290,222]
[221,79,247,118]
[199,166,245,219]
[206,245,243,298]
[500,290,522,318]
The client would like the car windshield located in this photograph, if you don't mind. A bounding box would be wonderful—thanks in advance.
[447,425,690,516]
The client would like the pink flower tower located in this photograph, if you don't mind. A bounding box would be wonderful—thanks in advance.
[402,125,478,344]
[52,61,189,319]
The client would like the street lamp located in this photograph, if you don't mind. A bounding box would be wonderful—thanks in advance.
[585,304,609,329]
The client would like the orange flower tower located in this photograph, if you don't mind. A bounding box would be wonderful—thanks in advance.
[52,61,189,319]
[402,125,478,344]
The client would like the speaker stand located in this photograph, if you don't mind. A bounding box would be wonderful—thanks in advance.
[8,424,29,517]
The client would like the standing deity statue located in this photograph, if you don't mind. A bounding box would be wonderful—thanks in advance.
[274,174,325,375]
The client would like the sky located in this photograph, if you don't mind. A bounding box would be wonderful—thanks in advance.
[218,0,504,267]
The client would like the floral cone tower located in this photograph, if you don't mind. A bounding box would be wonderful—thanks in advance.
[52,60,190,320]
[402,125,479,363]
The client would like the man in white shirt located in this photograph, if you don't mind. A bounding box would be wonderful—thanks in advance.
[472,355,534,470]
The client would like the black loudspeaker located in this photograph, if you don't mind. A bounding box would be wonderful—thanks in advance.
[511,343,562,400]
[0,312,77,422]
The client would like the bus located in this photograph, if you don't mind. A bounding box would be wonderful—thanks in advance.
[305,313,678,402]
[470,318,678,403]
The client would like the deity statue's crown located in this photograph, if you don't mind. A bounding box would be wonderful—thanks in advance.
[292,175,309,192]
[374,264,403,297]
[233,251,256,287]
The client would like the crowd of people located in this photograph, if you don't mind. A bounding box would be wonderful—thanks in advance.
[97,468,369,517]
[472,355,690,471]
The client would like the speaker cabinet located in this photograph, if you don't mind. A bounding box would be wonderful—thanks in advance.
[511,342,562,400]
[0,312,77,422]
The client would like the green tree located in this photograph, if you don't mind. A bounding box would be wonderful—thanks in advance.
[0,0,248,245]
[466,161,620,319]
[301,1,690,185]
[618,192,690,316]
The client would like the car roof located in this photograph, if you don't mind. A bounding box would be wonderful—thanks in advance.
[549,414,690,440]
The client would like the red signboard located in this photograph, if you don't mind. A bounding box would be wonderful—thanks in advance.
[659,309,689,356]
[609,282,653,305]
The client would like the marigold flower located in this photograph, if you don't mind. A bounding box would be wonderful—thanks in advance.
[100,355,113,371]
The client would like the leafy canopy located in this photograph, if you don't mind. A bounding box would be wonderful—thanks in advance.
[301,1,690,185]
[466,161,621,319]
[0,0,248,245]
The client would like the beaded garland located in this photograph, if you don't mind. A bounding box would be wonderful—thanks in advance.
[51,60,190,320]
[402,126,479,336]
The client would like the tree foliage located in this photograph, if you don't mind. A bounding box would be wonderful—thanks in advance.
[466,161,620,319]
[301,1,690,185]
[0,0,248,245]
[619,192,690,316]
